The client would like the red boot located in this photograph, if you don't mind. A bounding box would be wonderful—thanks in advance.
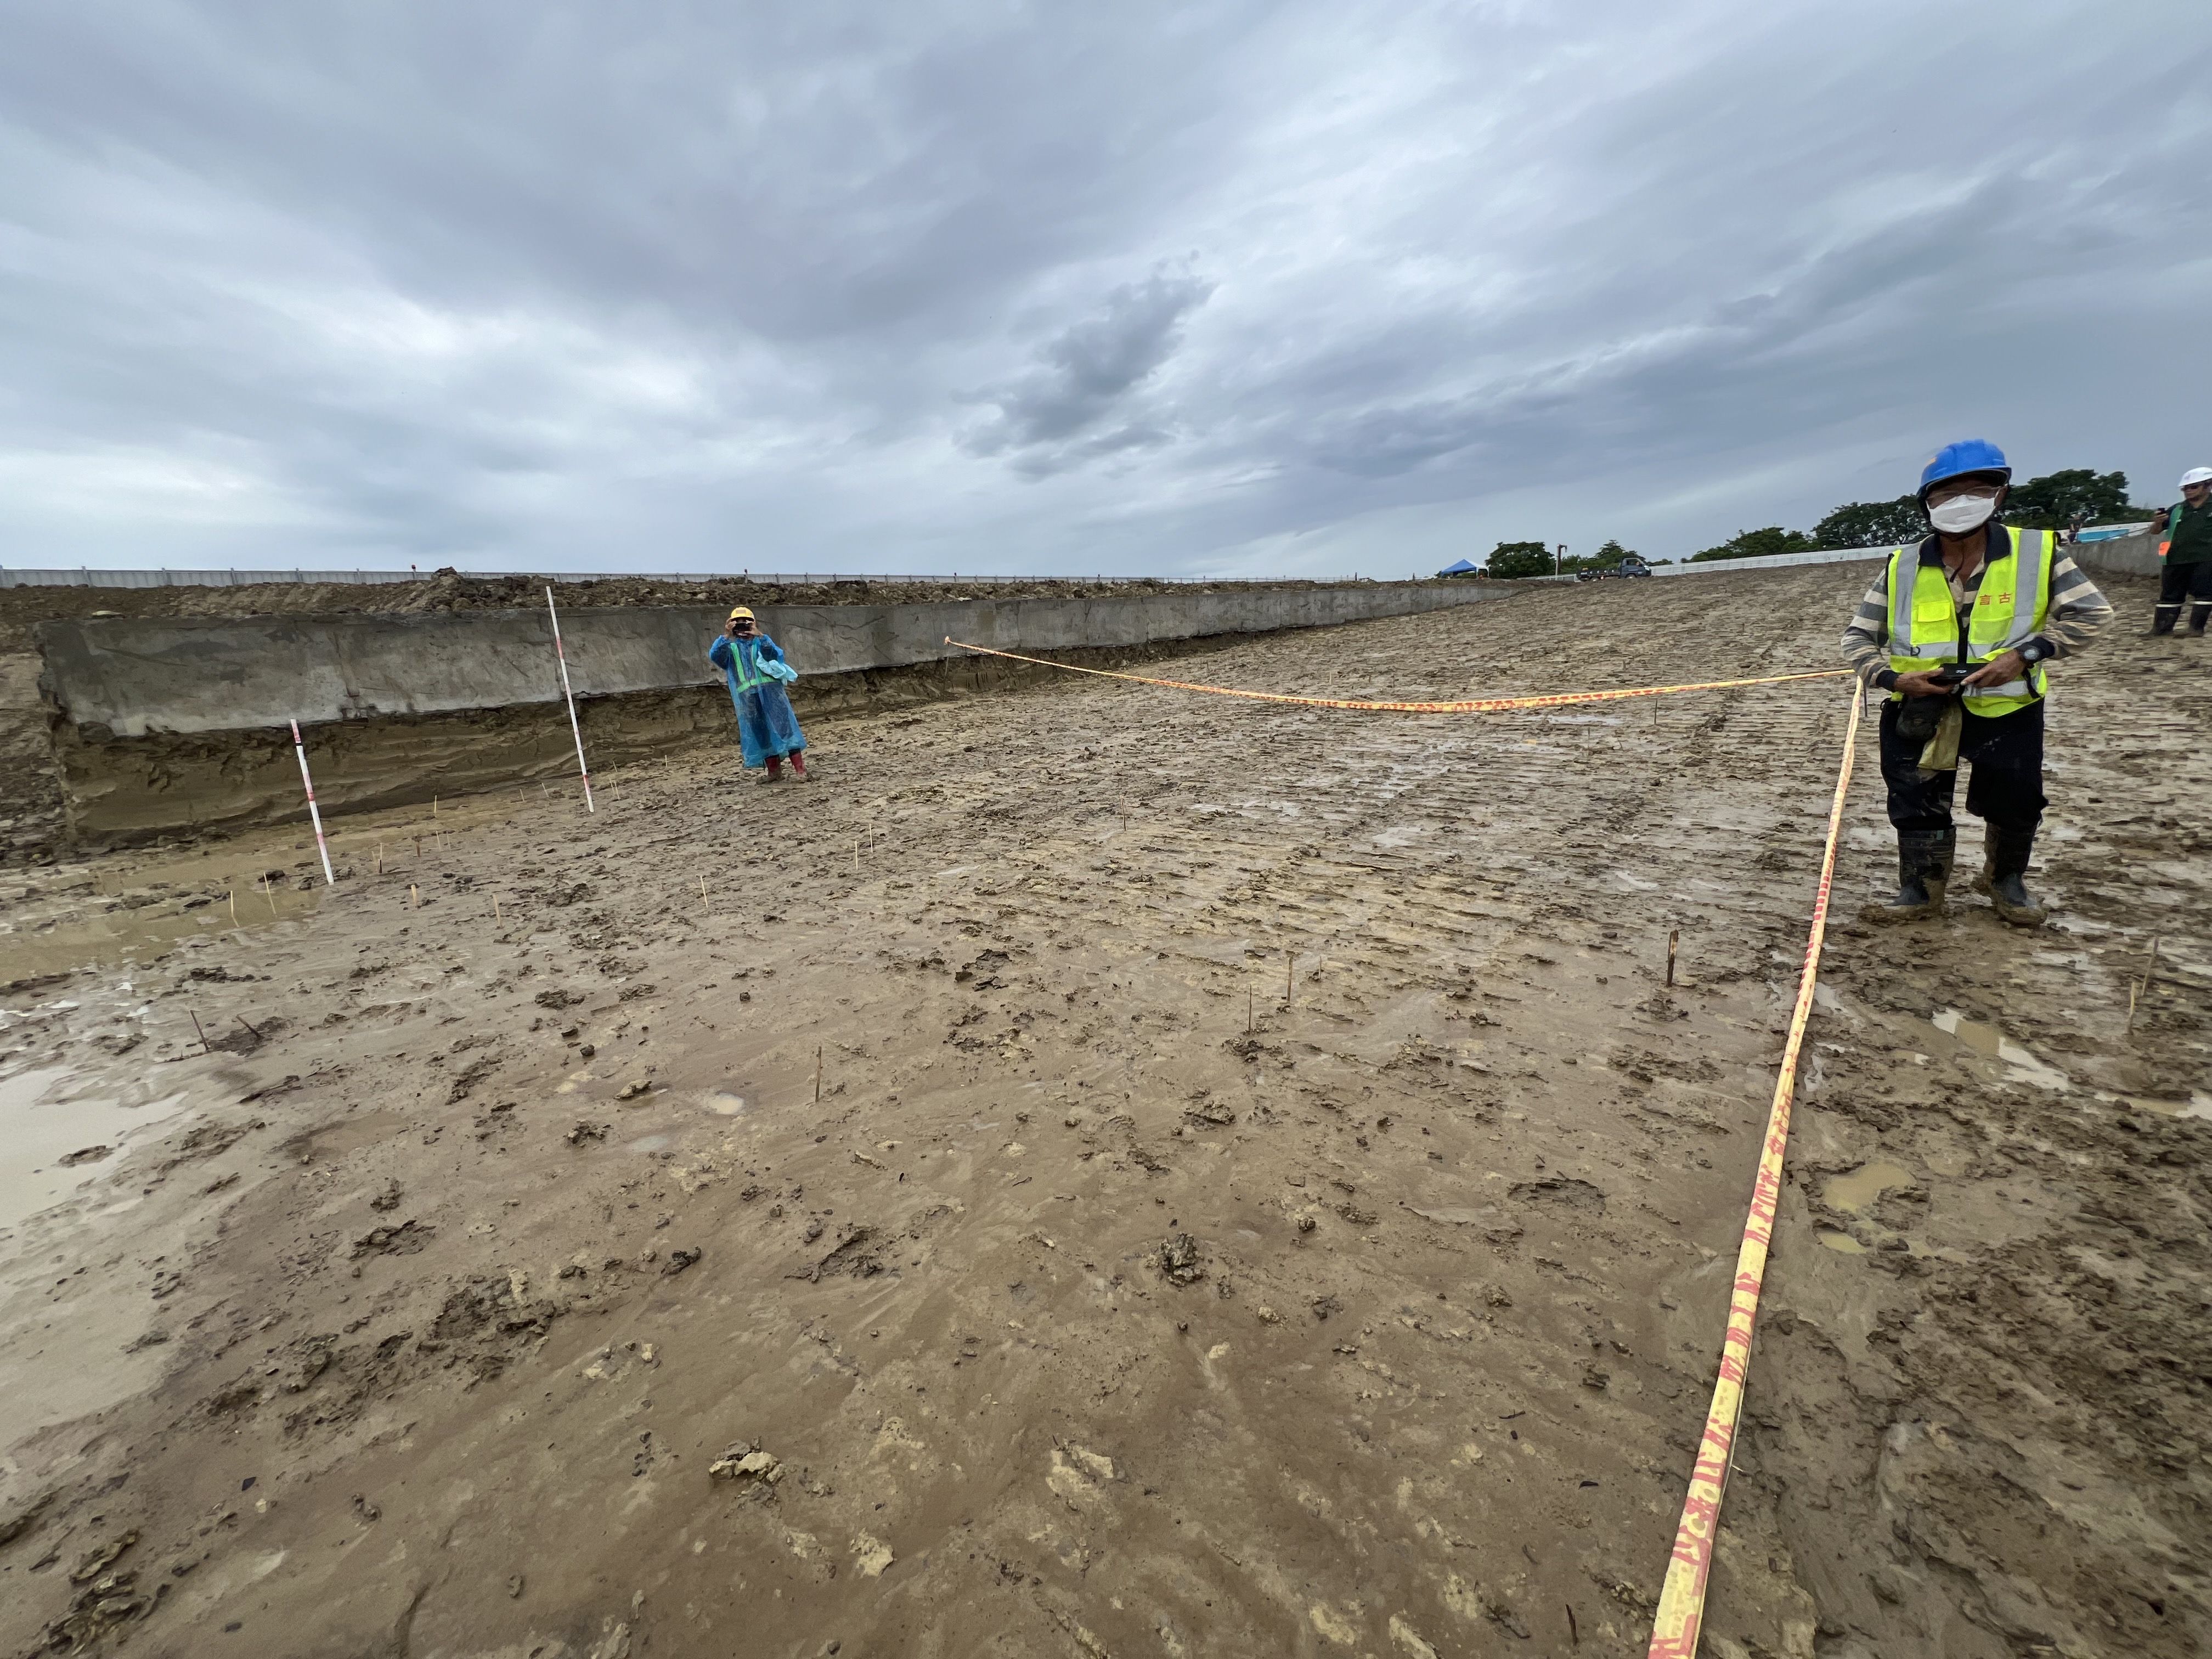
[789,753,810,782]
[760,755,785,785]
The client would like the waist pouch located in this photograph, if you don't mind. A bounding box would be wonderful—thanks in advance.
[1895,691,1949,743]
[1895,692,1964,772]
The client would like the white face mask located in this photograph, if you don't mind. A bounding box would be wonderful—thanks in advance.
[1927,491,1999,535]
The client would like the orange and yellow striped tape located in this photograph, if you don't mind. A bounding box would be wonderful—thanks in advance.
[1646,685,1864,1657]
[944,637,1849,713]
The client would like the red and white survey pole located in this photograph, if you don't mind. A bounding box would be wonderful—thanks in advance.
[290,719,336,885]
[545,585,595,812]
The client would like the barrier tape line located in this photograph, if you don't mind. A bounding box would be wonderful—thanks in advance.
[1646,685,1865,1659]
[944,638,1849,714]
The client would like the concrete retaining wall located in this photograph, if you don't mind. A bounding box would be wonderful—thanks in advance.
[2069,524,2160,579]
[2,566,1241,590]
[38,583,1515,739]
[1654,545,1891,575]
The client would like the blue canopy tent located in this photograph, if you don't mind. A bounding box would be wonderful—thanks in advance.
[1436,558,1480,577]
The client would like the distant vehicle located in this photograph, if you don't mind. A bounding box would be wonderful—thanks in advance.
[1575,553,1652,582]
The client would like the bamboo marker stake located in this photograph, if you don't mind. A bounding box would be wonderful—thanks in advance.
[815,1046,823,1104]
[190,1010,211,1054]
[433,793,439,820]
[409,883,420,910]
[494,895,503,924]
[289,719,335,885]
[376,842,384,875]
[228,889,239,927]
[2129,934,2163,1033]
[699,876,707,901]
[1666,927,1680,988]
[546,588,597,810]
[262,875,278,918]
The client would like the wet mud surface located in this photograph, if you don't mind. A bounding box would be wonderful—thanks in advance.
[0,566,2205,1658]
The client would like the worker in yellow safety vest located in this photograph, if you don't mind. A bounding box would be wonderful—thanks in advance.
[1842,439,2112,927]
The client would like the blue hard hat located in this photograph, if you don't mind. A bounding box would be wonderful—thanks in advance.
[1919,439,2010,495]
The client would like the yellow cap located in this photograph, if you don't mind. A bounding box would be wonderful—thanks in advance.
[727,606,755,620]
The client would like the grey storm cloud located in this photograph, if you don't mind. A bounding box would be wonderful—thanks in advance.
[0,1,2206,577]
[961,267,1215,469]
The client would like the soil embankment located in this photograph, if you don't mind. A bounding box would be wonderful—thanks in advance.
[0,566,2203,1657]
[0,573,1093,865]
[10,570,1503,859]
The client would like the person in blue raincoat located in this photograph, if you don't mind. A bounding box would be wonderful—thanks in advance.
[708,607,811,782]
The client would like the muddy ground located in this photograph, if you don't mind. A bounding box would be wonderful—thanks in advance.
[0,565,2204,1658]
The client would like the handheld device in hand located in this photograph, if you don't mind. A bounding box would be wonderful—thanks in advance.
[1933,663,1974,685]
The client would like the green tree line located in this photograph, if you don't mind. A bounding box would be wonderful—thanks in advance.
[1469,468,2160,577]
[1686,468,2160,563]
[1482,538,1641,578]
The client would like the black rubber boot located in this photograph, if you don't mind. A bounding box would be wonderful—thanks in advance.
[1972,824,2048,927]
[1863,828,1953,923]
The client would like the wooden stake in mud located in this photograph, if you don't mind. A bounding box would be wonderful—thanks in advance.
[1667,927,1680,988]
[2128,934,2163,1034]
[414,834,422,865]
[190,1009,211,1054]
[494,895,503,924]
[433,793,439,820]
[289,719,336,885]
[545,585,596,812]
[1286,952,1295,1006]
[698,876,707,901]
[409,883,420,911]
[228,888,239,928]
[376,842,384,875]
[261,874,278,918]
[1248,988,1254,1033]
[815,1046,823,1104]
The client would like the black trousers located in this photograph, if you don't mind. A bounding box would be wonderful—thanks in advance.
[2154,560,2212,632]
[1878,696,2046,836]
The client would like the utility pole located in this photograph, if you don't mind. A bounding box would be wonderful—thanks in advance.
[1555,543,1567,577]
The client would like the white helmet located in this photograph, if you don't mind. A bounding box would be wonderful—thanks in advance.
[2181,467,2212,489]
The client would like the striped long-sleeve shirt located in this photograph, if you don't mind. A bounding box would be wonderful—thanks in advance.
[1841,535,2112,689]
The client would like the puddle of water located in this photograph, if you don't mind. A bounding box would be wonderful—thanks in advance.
[1816,1230,1867,1255]
[1931,1008,2070,1089]
[1825,1160,1912,1212]
[704,1088,748,1118]
[0,884,325,985]
[0,1066,191,1234]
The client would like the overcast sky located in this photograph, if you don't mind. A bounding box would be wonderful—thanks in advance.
[3,2,2205,577]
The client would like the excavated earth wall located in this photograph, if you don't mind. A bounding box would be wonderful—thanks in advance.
[26,579,1516,852]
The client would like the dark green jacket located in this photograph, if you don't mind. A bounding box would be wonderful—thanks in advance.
[2165,501,2212,566]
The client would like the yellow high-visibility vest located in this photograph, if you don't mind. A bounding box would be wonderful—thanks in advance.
[1884,526,2052,718]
